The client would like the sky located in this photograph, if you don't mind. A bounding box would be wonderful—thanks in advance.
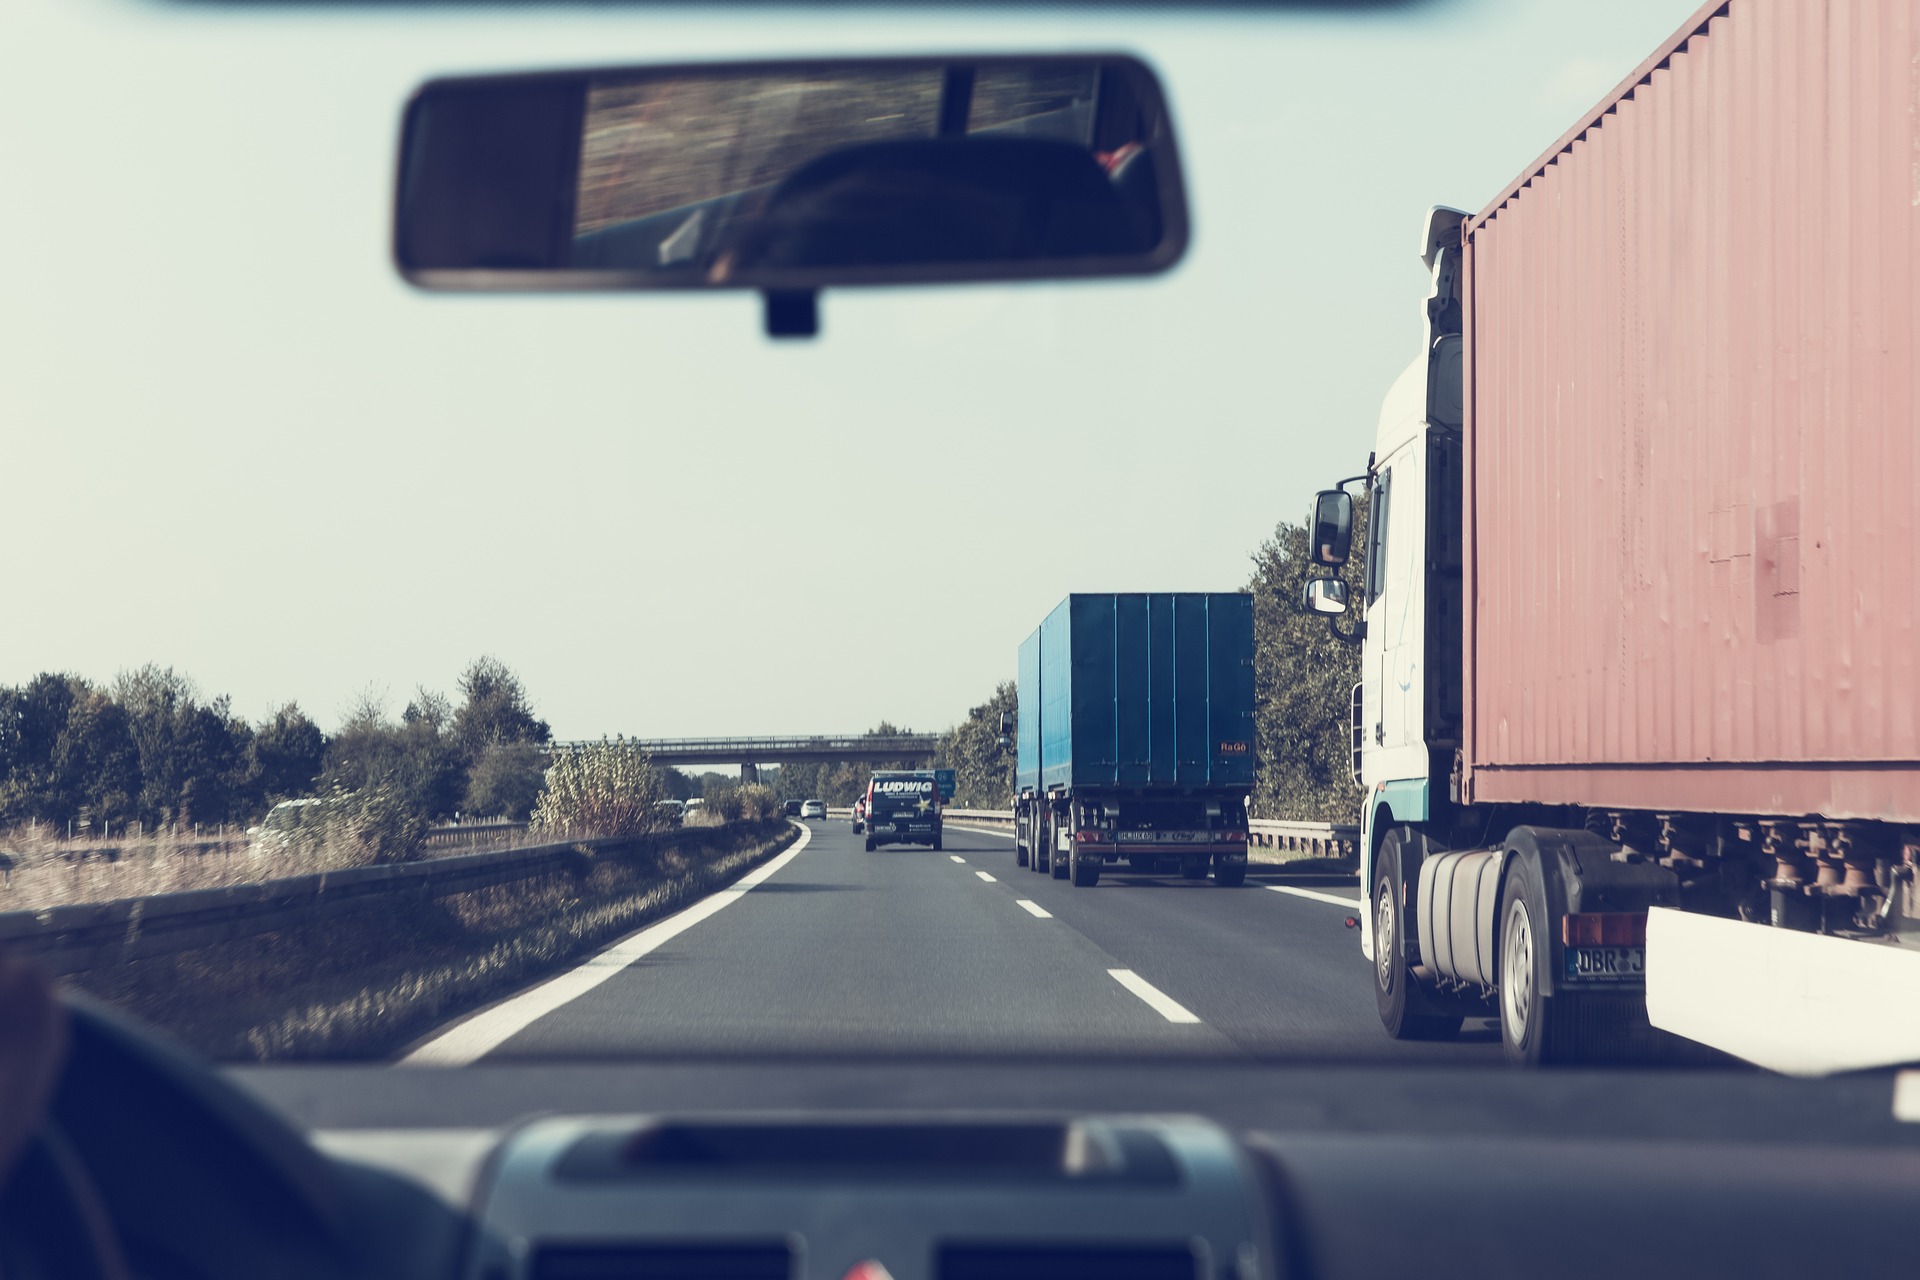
[0,0,1696,741]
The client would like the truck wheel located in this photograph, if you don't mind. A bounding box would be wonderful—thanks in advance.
[1498,854,1569,1066]
[1071,848,1101,887]
[1213,860,1246,887]
[1373,829,1463,1041]
[1051,845,1070,879]
[1179,857,1208,880]
[1016,843,1030,868]
[864,836,876,853]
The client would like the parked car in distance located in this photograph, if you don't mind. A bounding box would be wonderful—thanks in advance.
[654,799,686,827]
[800,799,827,820]
[784,799,804,817]
[246,797,332,852]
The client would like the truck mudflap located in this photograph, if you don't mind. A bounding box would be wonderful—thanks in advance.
[1645,907,1920,1074]
[1505,826,1681,999]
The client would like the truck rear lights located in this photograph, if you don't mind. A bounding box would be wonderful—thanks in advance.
[1075,831,1105,845]
[1560,913,1647,947]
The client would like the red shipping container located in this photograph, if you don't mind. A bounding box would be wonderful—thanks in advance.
[1461,0,1920,823]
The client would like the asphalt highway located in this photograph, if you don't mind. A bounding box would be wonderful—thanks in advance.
[426,820,1502,1066]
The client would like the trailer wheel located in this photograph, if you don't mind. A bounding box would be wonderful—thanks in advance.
[1071,847,1101,887]
[1373,829,1463,1041]
[1179,857,1208,880]
[1213,860,1246,887]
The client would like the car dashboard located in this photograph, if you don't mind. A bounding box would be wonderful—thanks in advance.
[21,1002,1920,1280]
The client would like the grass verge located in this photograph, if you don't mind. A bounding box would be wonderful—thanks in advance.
[68,820,798,1061]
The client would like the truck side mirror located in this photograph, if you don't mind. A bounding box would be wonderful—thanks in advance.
[1303,577,1349,616]
[1309,490,1354,566]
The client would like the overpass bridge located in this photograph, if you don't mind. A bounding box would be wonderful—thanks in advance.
[549,734,939,782]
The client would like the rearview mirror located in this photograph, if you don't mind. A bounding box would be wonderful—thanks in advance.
[1302,577,1349,616]
[1308,490,1354,566]
[394,56,1189,336]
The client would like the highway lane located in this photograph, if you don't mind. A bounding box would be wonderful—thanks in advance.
[452,819,1500,1065]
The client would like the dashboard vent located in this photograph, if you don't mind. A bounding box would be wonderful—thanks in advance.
[532,1243,792,1280]
[938,1244,1199,1280]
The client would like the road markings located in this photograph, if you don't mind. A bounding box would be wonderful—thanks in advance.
[975,871,996,883]
[1266,884,1364,910]
[399,821,814,1068]
[949,855,966,863]
[945,824,1016,840]
[1107,968,1202,1024]
[1015,899,1052,919]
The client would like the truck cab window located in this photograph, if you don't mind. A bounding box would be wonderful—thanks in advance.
[1365,468,1391,606]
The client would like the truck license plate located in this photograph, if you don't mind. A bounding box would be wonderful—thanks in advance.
[1115,831,1200,844]
[1563,946,1645,983]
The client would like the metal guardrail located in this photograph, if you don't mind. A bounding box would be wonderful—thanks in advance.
[419,820,529,850]
[1249,819,1359,858]
[0,821,777,977]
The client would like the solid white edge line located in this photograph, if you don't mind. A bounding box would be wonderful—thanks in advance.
[1107,968,1202,1024]
[1015,899,1052,919]
[1266,883,1364,910]
[399,821,813,1068]
[945,824,1016,839]
[949,855,966,863]
[974,871,996,882]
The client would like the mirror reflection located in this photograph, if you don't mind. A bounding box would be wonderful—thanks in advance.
[568,61,1169,278]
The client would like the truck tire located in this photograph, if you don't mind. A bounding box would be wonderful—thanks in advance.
[1213,860,1246,887]
[1373,828,1463,1041]
[1071,847,1101,887]
[1179,857,1208,880]
[1016,843,1029,868]
[1498,852,1600,1066]
[1051,844,1070,879]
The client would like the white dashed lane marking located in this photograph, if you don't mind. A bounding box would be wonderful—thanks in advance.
[1107,968,1202,1024]
[1266,884,1364,910]
[1015,900,1052,919]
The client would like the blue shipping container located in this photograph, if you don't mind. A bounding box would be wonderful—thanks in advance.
[1016,627,1044,794]
[1020,593,1254,793]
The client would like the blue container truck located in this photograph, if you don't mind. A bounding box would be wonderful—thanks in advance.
[1014,593,1255,887]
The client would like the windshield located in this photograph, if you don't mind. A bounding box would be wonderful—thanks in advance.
[5,0,1907,1084]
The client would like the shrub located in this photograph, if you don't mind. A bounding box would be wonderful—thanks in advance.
[530,738,663,839]
[464,740,546,819]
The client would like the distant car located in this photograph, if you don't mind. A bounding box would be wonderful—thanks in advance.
[800,799,827,820]
[683,798,707,822]
[783,799,804,817]
[247,796,333,852]
[654,799,687,827]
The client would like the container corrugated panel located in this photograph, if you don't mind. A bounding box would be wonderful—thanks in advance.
[1461,0,1920,822]
[1015,627,1042,794]
[1029,593,1254,792]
